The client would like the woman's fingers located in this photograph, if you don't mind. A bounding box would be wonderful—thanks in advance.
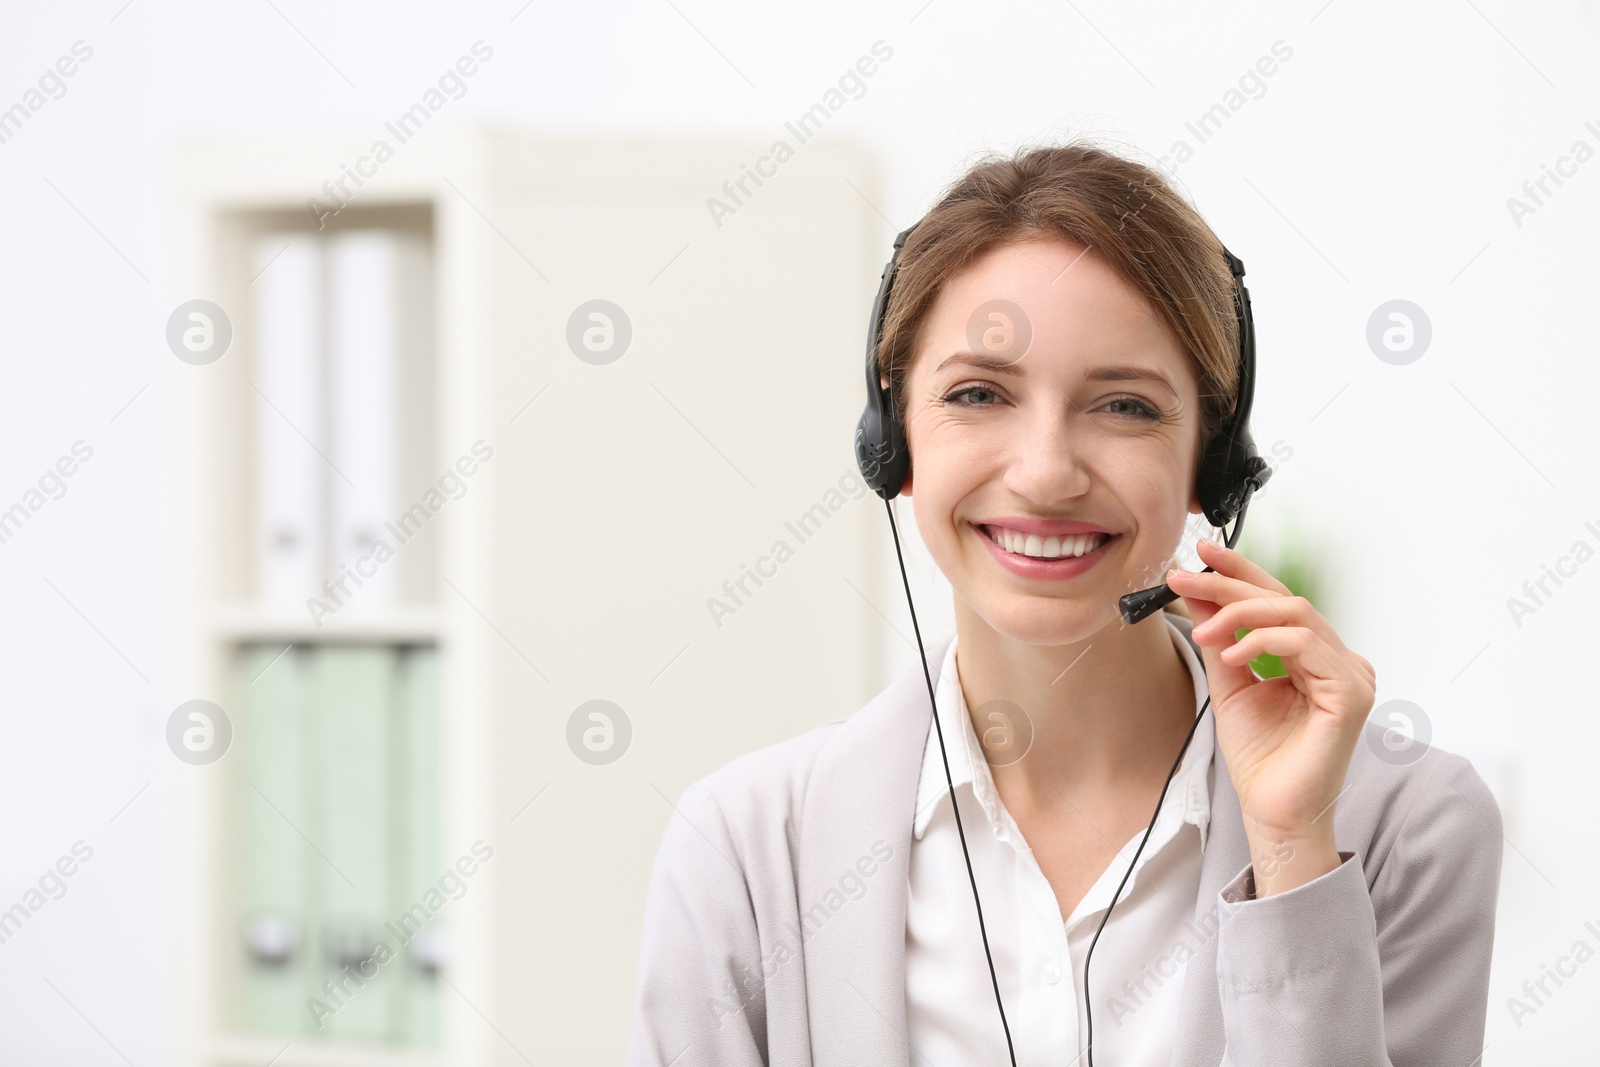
[1219,624,1368,695]
[1169,542,1372,698]
[1190,594,1334,649]
[1192,536,1293,596]
[1165,566,1278,610]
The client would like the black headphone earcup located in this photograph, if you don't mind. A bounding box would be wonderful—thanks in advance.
[855,396,909,501]
[1195,423,1258,528]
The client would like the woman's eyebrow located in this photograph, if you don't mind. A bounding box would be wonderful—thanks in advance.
[934,353,1177,397]
[935,352,1025,375]
[1086,364,1178,396]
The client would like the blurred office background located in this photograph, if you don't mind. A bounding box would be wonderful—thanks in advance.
[1,1,1596,1064]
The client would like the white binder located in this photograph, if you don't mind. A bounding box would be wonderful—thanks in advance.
[251,234,324,608]
[327,230,403,609]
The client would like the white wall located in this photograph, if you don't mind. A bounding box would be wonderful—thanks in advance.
[1,0,1596,1061]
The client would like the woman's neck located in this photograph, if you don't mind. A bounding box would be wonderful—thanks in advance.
[951,601,1199,806]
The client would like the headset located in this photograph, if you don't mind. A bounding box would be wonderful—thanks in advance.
[853,220,1272,1067]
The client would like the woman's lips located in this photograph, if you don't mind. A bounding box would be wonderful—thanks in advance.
[973,521,1120,580]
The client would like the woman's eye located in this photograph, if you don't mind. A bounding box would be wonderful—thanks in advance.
[943,385,1000,407]
[1103,397,1161,420]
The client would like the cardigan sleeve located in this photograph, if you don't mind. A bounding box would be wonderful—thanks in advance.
[1211,754,1504,1066]
[626,779,770,1067]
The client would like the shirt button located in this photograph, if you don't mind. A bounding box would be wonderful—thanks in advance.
[1042,962,1063,985]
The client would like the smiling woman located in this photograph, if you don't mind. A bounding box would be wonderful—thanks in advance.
[875,151,1242,633]
[627,141,1502,1067]
[894,233,1218,634]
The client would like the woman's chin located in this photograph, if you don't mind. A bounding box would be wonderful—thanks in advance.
[966,590,1118,647]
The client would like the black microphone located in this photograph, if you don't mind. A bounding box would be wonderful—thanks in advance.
[1118,579,1189,626]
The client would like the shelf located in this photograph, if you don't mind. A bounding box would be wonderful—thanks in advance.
[212,1035,441,1067]
[211,605,446,644]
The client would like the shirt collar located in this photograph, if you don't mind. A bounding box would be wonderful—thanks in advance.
[912,613,1214,850]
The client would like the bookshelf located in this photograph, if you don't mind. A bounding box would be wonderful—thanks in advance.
[172,129,886,1065]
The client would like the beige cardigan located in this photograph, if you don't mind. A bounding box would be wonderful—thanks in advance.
[626,614,1504,1066]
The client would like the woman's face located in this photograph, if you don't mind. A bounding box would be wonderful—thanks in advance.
[897,236,1206,645]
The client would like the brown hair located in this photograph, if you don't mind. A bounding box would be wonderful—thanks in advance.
[876,140,1242,619]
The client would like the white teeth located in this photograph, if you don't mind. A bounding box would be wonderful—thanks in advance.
[987,526,1109,559]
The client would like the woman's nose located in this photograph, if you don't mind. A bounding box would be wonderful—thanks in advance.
[1003,413,1093,505]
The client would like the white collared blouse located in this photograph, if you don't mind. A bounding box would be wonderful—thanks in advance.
[906,613,1215,1066]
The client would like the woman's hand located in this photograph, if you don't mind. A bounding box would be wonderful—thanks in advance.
[1166,536,1377,898]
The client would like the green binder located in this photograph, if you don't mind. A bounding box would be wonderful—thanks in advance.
[393,645,442,1046]
[234,641,442,1043]
[305,644,401,1039]
[237,644,312,1034]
